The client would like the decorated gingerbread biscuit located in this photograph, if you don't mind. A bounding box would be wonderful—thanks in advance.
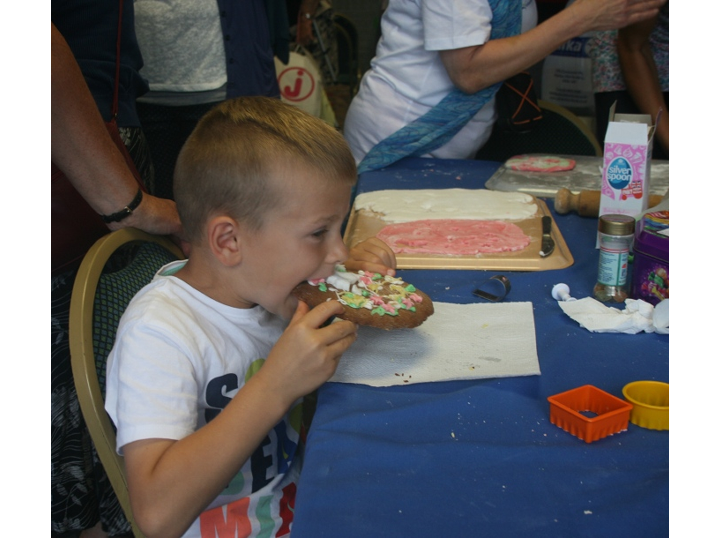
[292,265,434,330]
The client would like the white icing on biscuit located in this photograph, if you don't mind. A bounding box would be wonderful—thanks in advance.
[308,265,424,316]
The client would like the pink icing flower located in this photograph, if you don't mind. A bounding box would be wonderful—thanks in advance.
[408,293,422,303]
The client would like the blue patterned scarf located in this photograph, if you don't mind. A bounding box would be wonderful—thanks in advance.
[357,0,522,174]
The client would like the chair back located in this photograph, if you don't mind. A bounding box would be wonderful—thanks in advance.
[69,228,183,537]
[475,99,601,162]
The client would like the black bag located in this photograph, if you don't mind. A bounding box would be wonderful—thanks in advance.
[494,72,543,134]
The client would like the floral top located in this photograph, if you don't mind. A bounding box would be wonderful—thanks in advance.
[587,2,668,94]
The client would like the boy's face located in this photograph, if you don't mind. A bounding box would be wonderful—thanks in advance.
[235,164,352,320]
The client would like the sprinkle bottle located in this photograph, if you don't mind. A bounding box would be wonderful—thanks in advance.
[594,214,635,302]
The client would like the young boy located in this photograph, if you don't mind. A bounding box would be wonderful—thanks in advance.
[105,96,395,538]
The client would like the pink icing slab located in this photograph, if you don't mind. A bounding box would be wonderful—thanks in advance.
[506,155,576,173]
[377,219,531,256]
[344,197,574,271]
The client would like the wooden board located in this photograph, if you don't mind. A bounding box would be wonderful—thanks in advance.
[344,198,573,271]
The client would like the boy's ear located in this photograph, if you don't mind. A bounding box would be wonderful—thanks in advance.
[207,215,243,266]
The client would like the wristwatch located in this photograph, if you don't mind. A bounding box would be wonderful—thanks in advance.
[101,188,143,223]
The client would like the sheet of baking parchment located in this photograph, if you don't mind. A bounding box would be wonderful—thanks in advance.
[330,302,540,387]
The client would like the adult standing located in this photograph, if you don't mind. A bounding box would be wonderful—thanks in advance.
[344,0,667,173]
[134,0,288,200]
[51,1,181,535]
[589,1,669,158]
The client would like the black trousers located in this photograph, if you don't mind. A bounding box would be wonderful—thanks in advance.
[136,101,219,200]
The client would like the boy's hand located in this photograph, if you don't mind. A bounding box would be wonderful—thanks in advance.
[260,300,357,404]
[344,237,397,276]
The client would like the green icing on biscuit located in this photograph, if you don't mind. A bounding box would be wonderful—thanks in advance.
[341,292,366,309]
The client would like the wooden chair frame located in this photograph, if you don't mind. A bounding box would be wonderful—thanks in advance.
[537,99,602,156]
[69,228,183,537]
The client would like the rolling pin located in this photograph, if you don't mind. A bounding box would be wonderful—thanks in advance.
[554,188,664,217]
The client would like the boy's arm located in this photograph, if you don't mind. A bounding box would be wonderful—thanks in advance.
[344,237,397,276]
[122,300,356,538]
[124,375,290,538]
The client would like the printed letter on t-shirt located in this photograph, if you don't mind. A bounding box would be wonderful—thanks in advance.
[205,374,239,422]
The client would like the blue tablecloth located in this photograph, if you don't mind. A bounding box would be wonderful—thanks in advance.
[292,158,669,537]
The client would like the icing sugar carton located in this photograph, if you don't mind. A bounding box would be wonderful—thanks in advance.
[599,104,656,223]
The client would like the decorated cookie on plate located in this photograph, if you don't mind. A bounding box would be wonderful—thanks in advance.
[292,265,434,330]
[505,155,576,173]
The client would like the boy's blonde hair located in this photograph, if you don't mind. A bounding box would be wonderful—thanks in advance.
[174,96,357,243]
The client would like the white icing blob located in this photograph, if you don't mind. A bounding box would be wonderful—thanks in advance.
[354,188,537,223]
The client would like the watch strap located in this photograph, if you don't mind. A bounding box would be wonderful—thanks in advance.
[101,188,143,223]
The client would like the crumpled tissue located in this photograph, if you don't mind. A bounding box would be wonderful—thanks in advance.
[330,301,540,387]
[558,297,669,335]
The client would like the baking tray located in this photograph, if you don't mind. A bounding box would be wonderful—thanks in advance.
[485,154,669,198]
[344,198,573,271]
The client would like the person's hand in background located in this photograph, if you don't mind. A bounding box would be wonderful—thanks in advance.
[440,0,666,94]
[570,0,666,34]
[294,0,320,46]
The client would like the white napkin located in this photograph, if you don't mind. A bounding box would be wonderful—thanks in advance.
[330,302,540,387]
[558,297,669,334]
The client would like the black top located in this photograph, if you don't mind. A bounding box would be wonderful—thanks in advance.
[52,0,149,126]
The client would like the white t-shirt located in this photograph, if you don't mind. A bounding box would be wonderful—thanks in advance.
[344,0,537,162]
[106,261,301,538]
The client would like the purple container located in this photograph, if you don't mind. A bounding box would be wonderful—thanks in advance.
[631,221,669,305]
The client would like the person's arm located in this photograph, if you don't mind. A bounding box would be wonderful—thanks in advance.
[617,15,668,152]
[123,300,356,538]
[439,0,666,94]
[51,23,182,237]
[295,0,321,46]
